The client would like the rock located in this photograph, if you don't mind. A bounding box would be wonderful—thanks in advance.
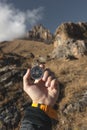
[26,24,53,43]
[0,53,25,67]
[62,90,87,115]
[0,65,16,73]
[37,56,48,63]
[51,39,87,59]
[0,106,21,129]
[54,22,87,41]
[52,22,87,59]
[0,52,31,129]
[0,69,23,83]
[4,81,13,88]
[24,52,35,59]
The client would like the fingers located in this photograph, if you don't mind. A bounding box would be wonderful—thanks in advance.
[42,68,58,89]
[42,70,49,81]
[46,76,59,91]
[45,76,52,87]
[50,78,59,101]
[50,78,59,90]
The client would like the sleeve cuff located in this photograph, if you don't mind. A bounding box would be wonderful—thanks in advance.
[22,106,52,128]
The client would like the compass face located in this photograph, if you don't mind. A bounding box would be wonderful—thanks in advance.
[30,66,43,80]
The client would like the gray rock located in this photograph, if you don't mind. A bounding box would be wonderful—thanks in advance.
[51,39,87,59]
[52,22,87,59]
[0,53,30,129]
[62,90,87,115]
[37,56,48,63]
[0,65,16,73]
[25,52,35,59]
[54,22,87,41]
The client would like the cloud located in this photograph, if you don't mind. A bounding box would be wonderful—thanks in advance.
[0,2,44,42]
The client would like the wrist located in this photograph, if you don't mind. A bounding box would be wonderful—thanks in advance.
[32,100,56,107]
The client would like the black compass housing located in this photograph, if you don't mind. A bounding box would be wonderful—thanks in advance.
[30,65,44,80]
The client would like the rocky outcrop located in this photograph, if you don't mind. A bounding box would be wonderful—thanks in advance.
[0,53,31,130]
[52,39,87,59]
[54,22,87,41]
[26,24,53,44]
[62,90,87,114]
[51,22,87,59]
[58,90,87,130]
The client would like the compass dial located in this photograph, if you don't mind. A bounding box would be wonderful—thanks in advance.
[30,65,44,80]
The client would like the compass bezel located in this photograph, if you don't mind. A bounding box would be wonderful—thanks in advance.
[30,65,44,80]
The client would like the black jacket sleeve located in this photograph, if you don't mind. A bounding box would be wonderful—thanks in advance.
[20,106,52,130]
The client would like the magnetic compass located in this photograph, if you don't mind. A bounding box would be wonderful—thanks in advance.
[30,65,44,80]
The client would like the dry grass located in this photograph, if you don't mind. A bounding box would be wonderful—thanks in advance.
[0,39,87,130]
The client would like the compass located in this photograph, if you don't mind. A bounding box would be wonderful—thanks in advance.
[30,65,44,80]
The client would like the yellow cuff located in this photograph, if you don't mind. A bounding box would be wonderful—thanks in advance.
[31,103,58,120]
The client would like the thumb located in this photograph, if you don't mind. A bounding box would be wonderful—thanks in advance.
[23,68,32,87]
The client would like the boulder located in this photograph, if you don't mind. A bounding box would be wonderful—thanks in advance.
[52,40,87,59]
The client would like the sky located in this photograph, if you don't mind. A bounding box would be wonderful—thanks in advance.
[0,0,87,41]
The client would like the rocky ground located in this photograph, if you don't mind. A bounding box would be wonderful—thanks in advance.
[0,39,87,130]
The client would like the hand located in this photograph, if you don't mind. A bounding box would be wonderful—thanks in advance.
[23,65,59,106]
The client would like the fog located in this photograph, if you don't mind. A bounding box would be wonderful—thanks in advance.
[0,2,43,41]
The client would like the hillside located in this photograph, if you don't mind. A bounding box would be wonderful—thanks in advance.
[0,39,87,130]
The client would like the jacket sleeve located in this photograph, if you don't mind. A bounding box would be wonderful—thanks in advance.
[20,106,52,130]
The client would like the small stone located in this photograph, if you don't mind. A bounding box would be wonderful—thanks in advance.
[25,53,35,59]
[38,56,48,63]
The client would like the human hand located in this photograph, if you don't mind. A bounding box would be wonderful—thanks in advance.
[23,65,59,107]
